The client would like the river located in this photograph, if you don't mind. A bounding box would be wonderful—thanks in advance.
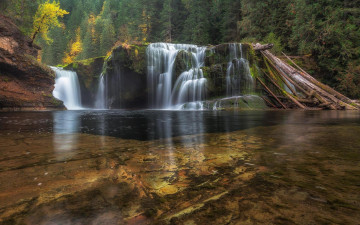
[0,110,359,224]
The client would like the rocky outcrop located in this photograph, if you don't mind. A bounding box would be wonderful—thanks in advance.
[203,43,259,99]
[103,44,148,108]
[0,15,64,110]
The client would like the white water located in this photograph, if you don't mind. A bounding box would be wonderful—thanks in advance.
[147,43,207,109]
[226,43,254,97]
[95,74,106,109]
[51,67,82,110]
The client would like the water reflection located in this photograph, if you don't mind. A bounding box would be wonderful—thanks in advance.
[53,111,80,160]
[45,110,360,143]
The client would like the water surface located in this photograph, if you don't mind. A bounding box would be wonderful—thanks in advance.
[0,110,359,224]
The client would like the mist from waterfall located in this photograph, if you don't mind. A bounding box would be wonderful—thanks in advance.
[51,67,82,110]
[147,43,207,109]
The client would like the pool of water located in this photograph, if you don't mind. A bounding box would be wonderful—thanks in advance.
[0,110,359,224]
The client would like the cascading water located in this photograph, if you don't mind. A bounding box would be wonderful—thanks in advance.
[95,74,106,109]
[51,67,82,110]
[147,43,207,109]
[226,43,254,97]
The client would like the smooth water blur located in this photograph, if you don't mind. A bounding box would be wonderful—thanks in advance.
[51,67,82,110]
[147,43,207,109]
[0,110,359,224]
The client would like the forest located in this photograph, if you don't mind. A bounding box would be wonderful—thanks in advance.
[1,0,360,98]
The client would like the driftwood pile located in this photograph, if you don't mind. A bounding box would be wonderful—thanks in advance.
[253,43,360,110]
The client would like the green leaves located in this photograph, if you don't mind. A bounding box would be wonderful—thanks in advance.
[31,1,69,44]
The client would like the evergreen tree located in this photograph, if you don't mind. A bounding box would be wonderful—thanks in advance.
[220,0,241,42]
[183,0,211,45]
[100,19,116,55]
[159,0,172,42]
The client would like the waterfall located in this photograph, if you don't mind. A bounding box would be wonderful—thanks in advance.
[147,43,207,109]
[51,67,82,110]
[95,74,106,109]
[226,43,254,97]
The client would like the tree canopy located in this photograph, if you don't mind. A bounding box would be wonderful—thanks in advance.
[31,1,69,44]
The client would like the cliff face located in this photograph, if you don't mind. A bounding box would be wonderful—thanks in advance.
[0,15,64,110]
[102,44,148,109]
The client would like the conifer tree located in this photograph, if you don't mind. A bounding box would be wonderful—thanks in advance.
[100,20,116,55]
[160,0,172,42]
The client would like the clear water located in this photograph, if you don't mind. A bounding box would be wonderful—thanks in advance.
[0,110,359,224]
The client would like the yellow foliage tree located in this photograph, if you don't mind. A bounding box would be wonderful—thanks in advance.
[31,1,69,44]
[88,13,96,40]
[63,28,83,64]
[139,9,151,42]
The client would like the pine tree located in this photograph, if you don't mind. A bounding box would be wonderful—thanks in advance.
[220,0,241,42]
[100,19,116,55]
[183,0,211,45]
[160,0,172,42]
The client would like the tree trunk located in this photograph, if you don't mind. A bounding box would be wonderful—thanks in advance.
[262,50,358,110]
[281,52,359,108]
[256,77,287,109]
[253,43,274,51]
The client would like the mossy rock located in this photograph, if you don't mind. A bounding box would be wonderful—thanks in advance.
[111,44,148,75]
[174,50,193,78]
[204,64,227,98]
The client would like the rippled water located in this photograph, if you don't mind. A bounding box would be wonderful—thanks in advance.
[0,110,359,224]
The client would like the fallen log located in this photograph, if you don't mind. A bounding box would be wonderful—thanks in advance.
[281,52,360,108]
[253,43,274,51]
[262,50,357,110]
[263,51,336,109]
[260,69,306,109]
[261,96,278,108]
[262,52,310,97]
[256,77,287,109]
[297,98,316,104]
